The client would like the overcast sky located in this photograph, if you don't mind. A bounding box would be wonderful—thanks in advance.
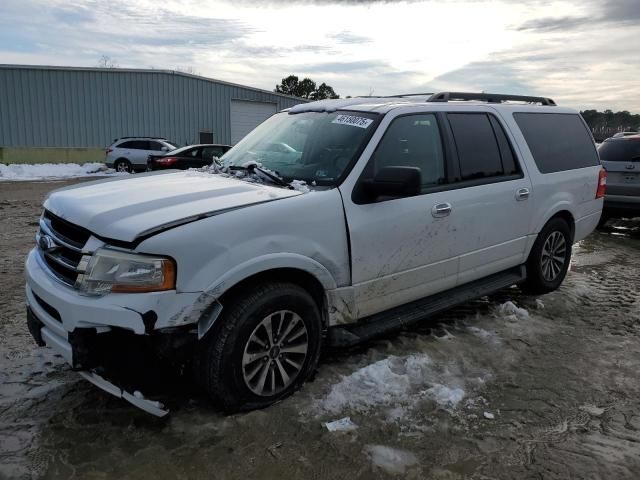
[1,0,639,111]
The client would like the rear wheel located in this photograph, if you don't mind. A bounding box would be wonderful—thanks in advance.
[521,217,572,295]
[114,159,132,173]
[197,282,322,412]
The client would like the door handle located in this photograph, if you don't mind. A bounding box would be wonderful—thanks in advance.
[431,202,452,218]
[515,188,530,201]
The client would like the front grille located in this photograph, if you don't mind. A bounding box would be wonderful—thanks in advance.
[43,211,91,247]
[37,210,91,287]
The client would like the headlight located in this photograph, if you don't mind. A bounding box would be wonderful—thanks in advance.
[76,248,176,296]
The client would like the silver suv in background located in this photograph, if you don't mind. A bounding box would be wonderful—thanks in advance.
[598,134,640,224]
[106,137,177,172]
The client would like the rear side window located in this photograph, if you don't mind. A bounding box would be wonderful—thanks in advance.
[598,139,640,162]
[514,113,599,173]
[447,113,513,180]
[119,140,149,150]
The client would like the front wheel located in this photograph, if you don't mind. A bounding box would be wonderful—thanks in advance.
[197,282,322,412]
[521,218,572,295]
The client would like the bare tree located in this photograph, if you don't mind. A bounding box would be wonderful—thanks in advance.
[97,56,119,68]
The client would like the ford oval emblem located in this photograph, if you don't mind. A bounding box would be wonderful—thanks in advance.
[38,234,58,252]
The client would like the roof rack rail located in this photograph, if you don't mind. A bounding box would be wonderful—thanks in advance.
[355,93,434,99]
[427,92,556,106]
[114,136,168,141]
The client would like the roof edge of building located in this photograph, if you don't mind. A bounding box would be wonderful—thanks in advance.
[0,63,308,103]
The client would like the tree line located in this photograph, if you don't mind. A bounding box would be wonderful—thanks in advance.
[275,75,339,100]
[581,109,640,142]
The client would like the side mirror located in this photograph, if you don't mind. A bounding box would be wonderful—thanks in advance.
[161,146,169,152]
[364,166,421,199]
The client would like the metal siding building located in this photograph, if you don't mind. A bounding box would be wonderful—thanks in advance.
[0,65,303,149]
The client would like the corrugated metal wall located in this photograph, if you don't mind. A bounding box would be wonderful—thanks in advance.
[0,66,303,148]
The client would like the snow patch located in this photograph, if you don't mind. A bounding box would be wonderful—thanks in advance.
[364,445,418,475]
[316,354,469,416]
[467,326,498,340]
[0,163,116,181]
[579,404,605,417]
[497,301,530,320]
[289,179,310,193]
[425,384,465,407]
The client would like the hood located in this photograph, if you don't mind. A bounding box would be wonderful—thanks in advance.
[44,171,302,242]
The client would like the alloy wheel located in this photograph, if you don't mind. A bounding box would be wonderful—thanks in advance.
[541,231,567,281]
[242,310,308,397]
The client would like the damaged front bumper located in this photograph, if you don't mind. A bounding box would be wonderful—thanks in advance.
[79,371,169,417]
[24,249,208,416]
[26,306,193,417]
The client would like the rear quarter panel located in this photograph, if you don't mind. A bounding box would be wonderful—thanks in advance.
[497,107,603,245]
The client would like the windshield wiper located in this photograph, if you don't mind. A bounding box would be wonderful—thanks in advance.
[227,164,291,188]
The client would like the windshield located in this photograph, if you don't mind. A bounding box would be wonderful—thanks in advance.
[221,111,379,185]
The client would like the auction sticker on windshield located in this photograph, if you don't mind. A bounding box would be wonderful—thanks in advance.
[332,114,373,129]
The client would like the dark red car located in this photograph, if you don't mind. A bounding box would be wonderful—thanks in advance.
[147,144,232,170]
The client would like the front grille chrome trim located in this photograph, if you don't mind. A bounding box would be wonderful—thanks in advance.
[43,250,83,272]
[36,211,93,288]
[39,219,83,253]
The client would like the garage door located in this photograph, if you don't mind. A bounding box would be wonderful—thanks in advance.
[230,100,277,144]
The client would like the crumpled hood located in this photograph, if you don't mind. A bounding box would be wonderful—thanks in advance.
[44,171,302,242]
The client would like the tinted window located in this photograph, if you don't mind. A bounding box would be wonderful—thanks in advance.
[148,141,165,151]
[514,113,599,173]
[598,139,640,162]
[489,115,519,175]
[448,113,503,180]
[370,114,445,190]
[119,140,149,150]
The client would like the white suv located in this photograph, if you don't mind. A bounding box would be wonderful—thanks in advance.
[105,137,177,172]
[25,92,604,416]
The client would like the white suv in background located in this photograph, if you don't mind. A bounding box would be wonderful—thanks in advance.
[105,137,177,172]
[26,92,604,416]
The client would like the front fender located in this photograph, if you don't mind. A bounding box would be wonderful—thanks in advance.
[204,253,338,298]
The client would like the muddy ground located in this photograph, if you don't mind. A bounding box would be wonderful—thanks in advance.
[1,179,639,479]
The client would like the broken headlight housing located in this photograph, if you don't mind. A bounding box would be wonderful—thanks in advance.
[76,248,176,296]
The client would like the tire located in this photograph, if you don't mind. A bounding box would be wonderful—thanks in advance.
[114,158,132,173]
[521,217,572,295]
[197,282,323,412]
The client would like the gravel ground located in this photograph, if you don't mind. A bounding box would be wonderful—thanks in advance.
[1,179,639,479]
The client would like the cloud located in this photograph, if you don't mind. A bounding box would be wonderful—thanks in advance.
[517,16,589,32]
[290,59,389,73]
[430,61,533,95]
[328,31,372,44]
[0,0,638,112]
[425,33,640,112]
[518,0,640,32]
[225,43,334,58]
[0,0,255,65]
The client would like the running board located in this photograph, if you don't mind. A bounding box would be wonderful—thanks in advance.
[328,265,526,347]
